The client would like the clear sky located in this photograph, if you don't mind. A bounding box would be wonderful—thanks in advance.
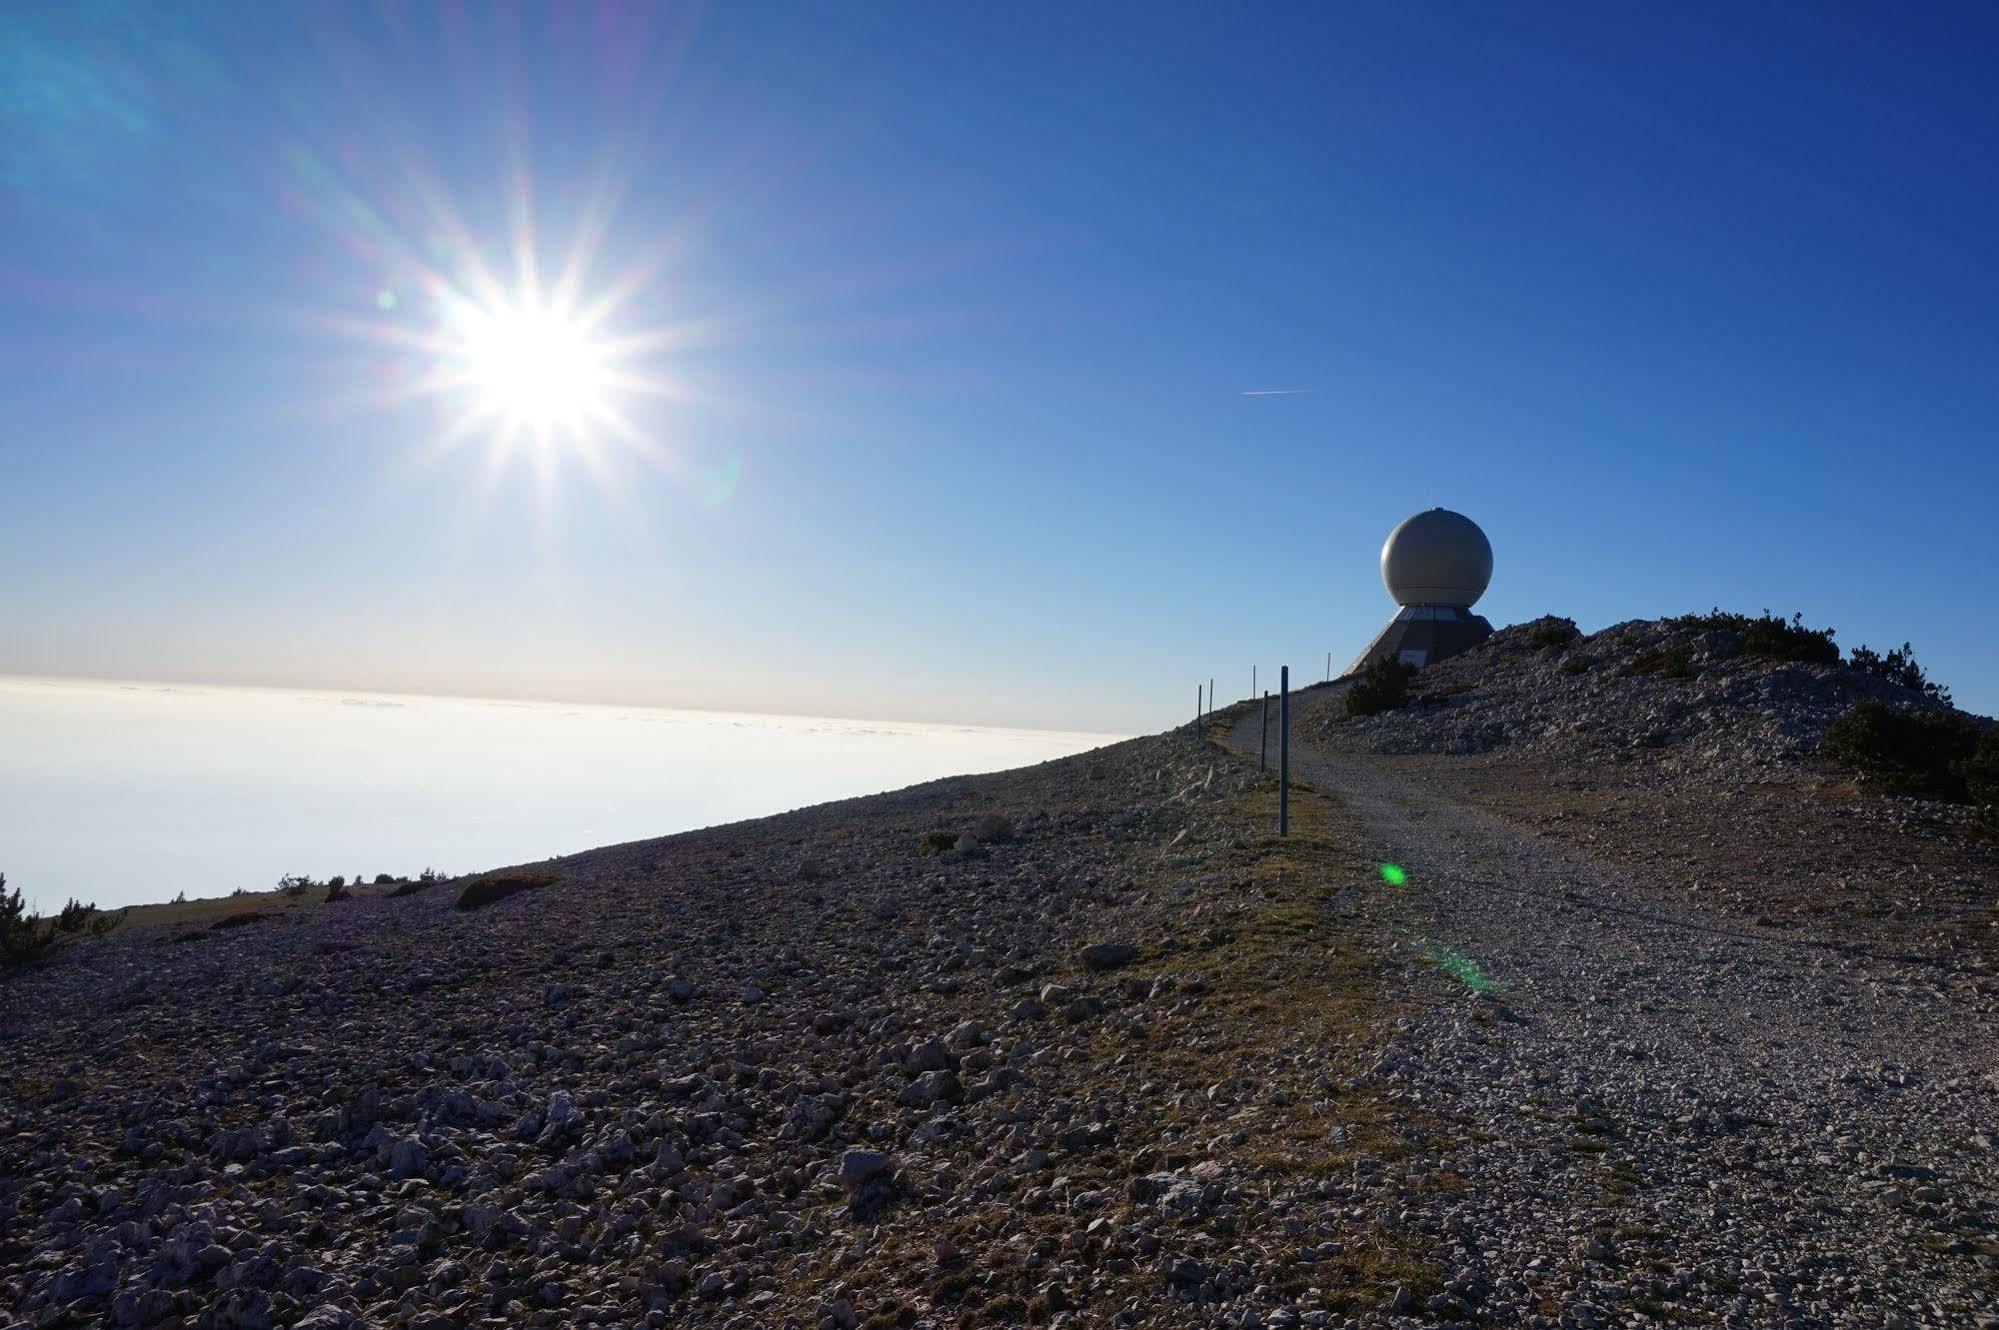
[5,2,1996,733]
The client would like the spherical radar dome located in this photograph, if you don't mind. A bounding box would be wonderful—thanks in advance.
[1381,508,1492,608]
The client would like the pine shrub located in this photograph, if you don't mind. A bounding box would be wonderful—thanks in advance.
[1347,657,1417,717]
[1668,609,1839,665]
[1820,701,1994,802]
[1847,642,1951,704]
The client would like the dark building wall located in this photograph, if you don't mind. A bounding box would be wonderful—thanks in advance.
[1344,605,1493,677]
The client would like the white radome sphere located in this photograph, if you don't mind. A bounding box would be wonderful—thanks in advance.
[1381,508,1492,607]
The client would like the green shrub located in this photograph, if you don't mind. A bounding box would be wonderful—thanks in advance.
[54,898,123,937]
[1,876,55,965]
[1668,609,1839,665]
[919,829,960,856]
[1820,701,1994,801]
[1625,644,1695,680]
[1847,642,1951,704]
[386,879,429,898]
[1347,657,1416,717]
[1955,728,1999,805]
[1,879,121,965]
[1525,617,1582,650]
[1560,656,1592,676]
[454,870,560,910]
[211,910,267,930]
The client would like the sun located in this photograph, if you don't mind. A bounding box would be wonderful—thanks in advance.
[442,294,614,439]
[331,215,693,480]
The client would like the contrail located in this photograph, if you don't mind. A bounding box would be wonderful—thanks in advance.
[1240,388,1309,396]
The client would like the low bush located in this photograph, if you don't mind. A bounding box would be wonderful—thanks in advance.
[2,879,122,966]
[1965,731,1999,806]
[918,829,961,856]
[1625,644,1695,680]
[1847,642,1952,704]
[386,879,429,898]
[1347,657,1417,717]
[277,874,315,898]
[373,873,397,885]
[1820,701,1996,802]
[1668,609,1839,665]
[55,898,123,937]
[454,870,560,910]
[1559,656,1592,676]
[211,911,267,930]
[1525,617,1582,650]
[1,876,55,965]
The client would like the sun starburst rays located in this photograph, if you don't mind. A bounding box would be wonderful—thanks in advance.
[328,235,695,476]
[275,83,764,526]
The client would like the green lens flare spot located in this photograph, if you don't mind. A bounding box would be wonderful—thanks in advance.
[1378,862,1407,887]
[1423,942,1498,996]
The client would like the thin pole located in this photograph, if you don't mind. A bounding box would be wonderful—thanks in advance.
[1280,667,1290,836]
[1326,651,1332,682]
[1259,690,1269,771]
[1209,677,1214,719]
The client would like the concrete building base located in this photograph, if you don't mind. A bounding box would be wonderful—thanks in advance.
[1345,604,1493,677]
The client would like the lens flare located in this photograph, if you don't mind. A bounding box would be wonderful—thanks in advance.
[1423,942,1498,996]
[1379,862,1408,886]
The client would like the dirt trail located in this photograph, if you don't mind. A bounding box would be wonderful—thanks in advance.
[1223,702,1996,1329]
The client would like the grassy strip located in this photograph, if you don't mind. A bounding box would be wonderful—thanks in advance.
[798,738,1440,1325]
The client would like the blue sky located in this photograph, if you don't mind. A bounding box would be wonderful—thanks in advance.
[4,2,1996,732]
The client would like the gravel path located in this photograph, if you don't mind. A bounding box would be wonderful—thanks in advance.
[1225,705,1997,1328]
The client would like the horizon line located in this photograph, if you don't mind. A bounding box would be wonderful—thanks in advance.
[0,670,1134,743]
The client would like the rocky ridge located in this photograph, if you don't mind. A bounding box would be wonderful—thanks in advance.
[1308,615,1986,778]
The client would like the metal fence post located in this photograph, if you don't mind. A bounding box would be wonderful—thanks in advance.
[1259,690,1269,771]
[1280,666,1290,836]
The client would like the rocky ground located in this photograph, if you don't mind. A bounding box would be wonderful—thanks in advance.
[3,621,1995,1329]
[2,728,1457,1330]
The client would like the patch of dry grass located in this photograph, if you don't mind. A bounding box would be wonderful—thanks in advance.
[453,869,561,910]
[775,739,1439,1325]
